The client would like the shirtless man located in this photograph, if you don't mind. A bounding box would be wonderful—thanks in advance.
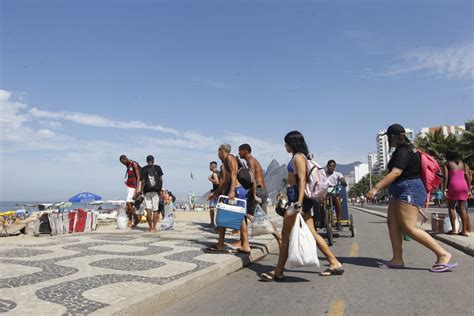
[206,144,249,253]
[239,144,282,250]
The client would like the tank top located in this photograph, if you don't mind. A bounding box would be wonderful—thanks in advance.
[126,161,138,188]
[211,171,220,192]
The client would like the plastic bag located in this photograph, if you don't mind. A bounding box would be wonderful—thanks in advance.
[251,205,276,237]
[161,203,175,231]
[288,213,319,267]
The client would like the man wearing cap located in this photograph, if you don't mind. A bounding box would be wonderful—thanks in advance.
[139,155,164,232]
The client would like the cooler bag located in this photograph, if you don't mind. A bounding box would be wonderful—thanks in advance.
[215,195,247,230]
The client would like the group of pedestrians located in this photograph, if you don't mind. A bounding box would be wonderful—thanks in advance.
[120,154,175,232]
[206,125,461,279]
[119,123,465,277]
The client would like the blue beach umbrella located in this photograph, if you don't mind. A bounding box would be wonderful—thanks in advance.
[68,192,102,204]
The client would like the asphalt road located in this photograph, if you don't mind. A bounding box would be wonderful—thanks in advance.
[361,203,474,222]
[157,208,474,316]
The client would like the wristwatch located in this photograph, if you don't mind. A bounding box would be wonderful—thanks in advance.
[294,202,302,209]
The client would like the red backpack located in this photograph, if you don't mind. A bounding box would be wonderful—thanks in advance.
[418,149,442,194]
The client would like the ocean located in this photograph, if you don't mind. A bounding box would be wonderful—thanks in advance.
[0,202,114,214]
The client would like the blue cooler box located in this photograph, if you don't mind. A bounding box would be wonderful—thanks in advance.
[216,195,247,230]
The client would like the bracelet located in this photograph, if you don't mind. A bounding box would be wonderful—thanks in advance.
[294,202,302,208]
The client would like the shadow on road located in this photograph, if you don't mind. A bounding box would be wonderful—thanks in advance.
[337,256,428,271]
[244,257,311,283]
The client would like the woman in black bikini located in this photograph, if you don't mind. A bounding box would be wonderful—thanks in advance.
[260,131,344,281]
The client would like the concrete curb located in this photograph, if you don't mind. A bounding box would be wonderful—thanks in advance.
[111,238,279,316]
[351,206,474,257]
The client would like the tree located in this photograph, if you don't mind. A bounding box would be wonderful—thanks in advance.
[280,177,288,189]
[348,174,385,198]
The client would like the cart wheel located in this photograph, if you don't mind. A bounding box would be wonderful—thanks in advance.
[350,214,355,237]
[325,209,334,246]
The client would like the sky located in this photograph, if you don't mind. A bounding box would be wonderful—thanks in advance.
[0,0,473,201]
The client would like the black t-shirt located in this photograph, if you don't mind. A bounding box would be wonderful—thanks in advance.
[387,144,421,183]
[140,165,164,192]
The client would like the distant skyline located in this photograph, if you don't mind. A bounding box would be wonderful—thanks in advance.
[1,0,473,201]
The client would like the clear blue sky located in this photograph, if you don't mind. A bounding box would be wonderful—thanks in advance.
[1,0,473,201]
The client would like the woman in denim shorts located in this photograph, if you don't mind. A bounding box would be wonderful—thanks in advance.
[260,131,344,281]
[367,124,457,273]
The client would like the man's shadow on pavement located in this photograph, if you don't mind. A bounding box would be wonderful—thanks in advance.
[245,256,311,283]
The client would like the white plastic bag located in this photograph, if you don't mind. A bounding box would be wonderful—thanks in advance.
[443,213,461,233]
[161,203,175,231]
[251,205,276,237]
[288,213,319,267]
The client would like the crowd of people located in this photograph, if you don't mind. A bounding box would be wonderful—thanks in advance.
[119,123,466,277]
[119,154,176,232]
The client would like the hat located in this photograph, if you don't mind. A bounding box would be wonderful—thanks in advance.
[385,124,406,136]
[146,155,154,162]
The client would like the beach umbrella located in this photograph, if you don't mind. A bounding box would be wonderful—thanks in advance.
[68,192,102,203]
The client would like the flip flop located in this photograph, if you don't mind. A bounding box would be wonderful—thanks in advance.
[259,272,285,282]
[378,261,405,269]
[203,246,237,254]
[430,263,458,273]
[236,248,251,255]
[320,268,345,276]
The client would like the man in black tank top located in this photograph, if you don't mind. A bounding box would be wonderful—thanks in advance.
[208,161,220,228]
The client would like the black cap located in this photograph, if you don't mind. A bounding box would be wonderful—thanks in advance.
[146,155,154,162]
[385,124,406,136]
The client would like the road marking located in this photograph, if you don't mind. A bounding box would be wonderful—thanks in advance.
[350,241,359,257]
[329,299,345,316]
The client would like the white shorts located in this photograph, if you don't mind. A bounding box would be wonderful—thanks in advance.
[144,192,160,211]
[126,187,136,203]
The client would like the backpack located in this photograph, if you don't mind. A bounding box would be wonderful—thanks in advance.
[303,155,329,201]
[417,149,442,193]
[144,166,162,192]
[236,156,254,190]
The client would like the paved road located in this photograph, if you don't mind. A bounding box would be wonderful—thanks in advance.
[157,208,474,316]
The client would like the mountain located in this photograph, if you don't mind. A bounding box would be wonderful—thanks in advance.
[202,159,361,201]
[264,160,361,200]
[337,161,362,176]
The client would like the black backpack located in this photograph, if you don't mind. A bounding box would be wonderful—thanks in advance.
[144,166,162,192]
[236,157,254,190]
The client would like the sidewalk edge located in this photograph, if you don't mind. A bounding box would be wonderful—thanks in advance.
[111,239,279,316]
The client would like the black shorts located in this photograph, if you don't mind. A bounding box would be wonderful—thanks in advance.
[287,186,316,215]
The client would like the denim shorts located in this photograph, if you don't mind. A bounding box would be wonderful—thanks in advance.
[389,178,426,208]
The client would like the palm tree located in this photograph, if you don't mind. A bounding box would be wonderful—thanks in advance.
[415,129,458,164]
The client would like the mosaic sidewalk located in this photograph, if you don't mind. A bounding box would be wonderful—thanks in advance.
[0,215,281,315]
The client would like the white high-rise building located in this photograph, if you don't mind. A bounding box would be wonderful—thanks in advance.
[354,163,369,183]
[368,153,378,172]
[375,128,414,174]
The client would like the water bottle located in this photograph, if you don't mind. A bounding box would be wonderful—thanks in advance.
[286,203,297,216]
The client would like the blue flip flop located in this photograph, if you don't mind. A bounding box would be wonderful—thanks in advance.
[430,263,458,273]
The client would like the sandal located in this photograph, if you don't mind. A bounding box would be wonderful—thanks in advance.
[203,245,237,254]
[320,268,345,276]
[259,272,285,282]
[430,263,458,273]
[236,248,251,255]
[378,261,405,269]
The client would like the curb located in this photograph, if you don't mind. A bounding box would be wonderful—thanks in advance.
[351,206,474,257]
[112,238,279,316]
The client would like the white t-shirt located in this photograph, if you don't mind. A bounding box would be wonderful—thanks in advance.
[326,171,344,187]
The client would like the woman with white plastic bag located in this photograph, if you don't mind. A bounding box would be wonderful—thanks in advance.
[288,213,320,267]
[260,131,344,282]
